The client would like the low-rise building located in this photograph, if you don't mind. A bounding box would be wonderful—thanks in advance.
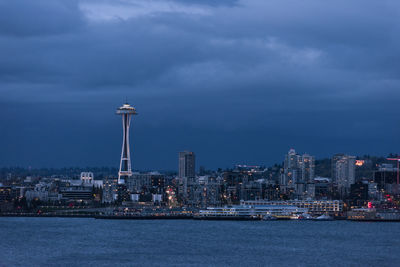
[240,199,343,215]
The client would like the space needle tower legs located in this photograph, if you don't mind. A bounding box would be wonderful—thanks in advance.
[116,102,137,185]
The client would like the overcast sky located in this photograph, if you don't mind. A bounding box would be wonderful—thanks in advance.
[1,0,399,170]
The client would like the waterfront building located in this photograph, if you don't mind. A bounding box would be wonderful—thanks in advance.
[347,208,400,221]
[198,205,308,219]
[240,199,343,215]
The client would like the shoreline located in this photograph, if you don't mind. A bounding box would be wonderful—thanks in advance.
[2,213,400,222]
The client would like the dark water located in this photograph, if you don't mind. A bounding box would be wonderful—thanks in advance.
[1,218,399,266]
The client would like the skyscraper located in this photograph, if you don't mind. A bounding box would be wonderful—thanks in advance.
[179,151,196,178]
[282,148,300,186]
[177,151,196,202]
[332,154,356,194]
[116,102,137,185]
[282,149,315,185]
[300,154,315,183]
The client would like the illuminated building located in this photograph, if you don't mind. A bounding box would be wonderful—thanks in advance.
[355,160,364,167]
[282,148,300,187]
[300,154,315,183]
[349,181,369,207]
[374,164,399,193]
[126,172,165,202]
[0,186,12,203]
[102,177,117,203]
[80,172,94,184]
[60,188,93,202]
[240,199,343,215]
[332,154,356,194]
[0,186,13,212]
[282,149,315,195]
[178,151,196,179]
[178,151,195,201]
[116,102,137,185]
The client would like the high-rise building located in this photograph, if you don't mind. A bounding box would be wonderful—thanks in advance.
[282,149,315,186]
[178,151,196,202]
[102,177,117,203]
[178,151,196,178]
[300,154,315,183]
[332,154,356,194]
[282,149,300,186]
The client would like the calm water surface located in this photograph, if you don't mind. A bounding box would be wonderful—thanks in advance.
[1,217,399,266]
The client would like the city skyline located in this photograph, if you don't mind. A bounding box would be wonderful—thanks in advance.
[2,1,400,265]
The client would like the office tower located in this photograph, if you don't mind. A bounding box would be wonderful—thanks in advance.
[300,154,315,183]
[178,151,196,178]
[116,102,137,185]
[332,154,356,193]
[178,151,195,202]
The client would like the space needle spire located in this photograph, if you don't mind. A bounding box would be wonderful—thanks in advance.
[116,102,137,184]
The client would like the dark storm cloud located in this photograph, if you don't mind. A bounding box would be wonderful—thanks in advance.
[0,0,399,169]
[171,0,238,7]
[0,0,84,37]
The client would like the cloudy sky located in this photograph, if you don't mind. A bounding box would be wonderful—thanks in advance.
[1,0,399,170]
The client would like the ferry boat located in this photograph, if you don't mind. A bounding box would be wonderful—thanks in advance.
[347,208,400,221]
[196,205,308,220]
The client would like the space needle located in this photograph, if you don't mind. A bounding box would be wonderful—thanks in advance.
[116,102,137,185]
